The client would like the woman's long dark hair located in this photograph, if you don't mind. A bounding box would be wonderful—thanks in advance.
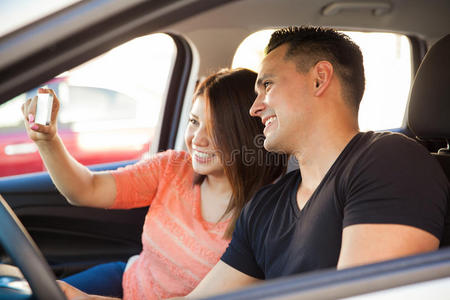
[193,68,287,239]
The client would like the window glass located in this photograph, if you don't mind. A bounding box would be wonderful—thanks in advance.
[232,30,412,131]
[0,33,176,177]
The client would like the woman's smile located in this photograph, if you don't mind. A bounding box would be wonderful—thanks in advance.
[192,150,216,163]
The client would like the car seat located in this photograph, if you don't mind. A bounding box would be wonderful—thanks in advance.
[407,34,450,247]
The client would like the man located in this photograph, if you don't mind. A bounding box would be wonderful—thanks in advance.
[183,26,448,298]
[60,26,448,300]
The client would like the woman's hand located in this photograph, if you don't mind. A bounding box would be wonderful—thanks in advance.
[57,281,120,300]
[21,88,60,143]
[57,281,91,300]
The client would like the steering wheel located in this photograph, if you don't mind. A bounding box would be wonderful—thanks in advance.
[0,195,66,300]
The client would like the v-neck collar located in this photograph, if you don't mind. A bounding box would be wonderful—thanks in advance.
[289,132,363,216]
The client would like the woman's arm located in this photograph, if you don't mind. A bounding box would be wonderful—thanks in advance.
[22,88,116,208]
[180,260,260,299]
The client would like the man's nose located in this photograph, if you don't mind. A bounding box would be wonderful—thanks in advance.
[250,94,265,117]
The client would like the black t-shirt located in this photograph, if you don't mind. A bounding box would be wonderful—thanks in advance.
[221,131,448,279]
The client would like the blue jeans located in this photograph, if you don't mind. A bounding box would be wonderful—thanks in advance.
[62,261,126,298]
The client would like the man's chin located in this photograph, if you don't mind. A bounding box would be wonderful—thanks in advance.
[264,139,285,154]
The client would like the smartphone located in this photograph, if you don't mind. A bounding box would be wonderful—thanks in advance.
[35,91,53,125]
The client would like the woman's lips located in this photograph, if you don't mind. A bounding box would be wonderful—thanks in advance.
[193,150,215,163]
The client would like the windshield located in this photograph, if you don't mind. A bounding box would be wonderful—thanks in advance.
[0,0,82,37]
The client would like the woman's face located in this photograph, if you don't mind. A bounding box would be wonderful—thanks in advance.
[185,96,224,178]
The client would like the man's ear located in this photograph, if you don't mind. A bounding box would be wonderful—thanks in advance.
[312,61,333,97]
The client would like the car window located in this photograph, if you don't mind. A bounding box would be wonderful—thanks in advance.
[0,33,176,178]
[232,30,412,131]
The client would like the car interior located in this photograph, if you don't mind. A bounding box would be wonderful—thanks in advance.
[0,0,449,299]
[407,33,450,246]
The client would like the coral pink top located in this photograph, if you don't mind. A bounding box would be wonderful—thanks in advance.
[110,150,230,299]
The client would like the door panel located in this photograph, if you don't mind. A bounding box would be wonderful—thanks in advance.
[0,161,147,278]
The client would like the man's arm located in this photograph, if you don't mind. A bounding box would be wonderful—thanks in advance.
[338,223,439,269]
[184,260,260,299]
[338,134,446,269]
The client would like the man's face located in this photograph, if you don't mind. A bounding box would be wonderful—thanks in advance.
[250,44,314,154]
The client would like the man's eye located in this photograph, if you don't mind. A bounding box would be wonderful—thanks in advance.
[263,81,272,89]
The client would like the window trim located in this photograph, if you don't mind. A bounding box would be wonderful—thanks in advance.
[208,248,450,299]
[157,33,193,152]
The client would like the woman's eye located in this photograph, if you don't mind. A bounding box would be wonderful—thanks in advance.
[189,118,199,126]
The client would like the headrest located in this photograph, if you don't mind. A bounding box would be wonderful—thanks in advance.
[407,34,450,140]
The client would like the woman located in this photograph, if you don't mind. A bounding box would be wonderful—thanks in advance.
[22,68,286,299]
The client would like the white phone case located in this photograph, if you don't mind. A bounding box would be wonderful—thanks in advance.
[35,92,53,125]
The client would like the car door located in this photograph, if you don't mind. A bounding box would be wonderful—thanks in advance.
[0,0,234,279]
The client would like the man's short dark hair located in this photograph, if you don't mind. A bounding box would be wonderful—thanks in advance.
[266,26,365,113]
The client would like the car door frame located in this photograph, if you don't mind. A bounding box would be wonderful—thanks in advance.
[0,0,236,277]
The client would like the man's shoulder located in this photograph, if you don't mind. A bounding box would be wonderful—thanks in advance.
[334,131,446,195]
[360,131,432,160]
[345,131,430,164]
[358,131,417,147]
[243,170,300,214]
[236,170,301,245]
[347,131,447,189]
[362,130,428,148]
